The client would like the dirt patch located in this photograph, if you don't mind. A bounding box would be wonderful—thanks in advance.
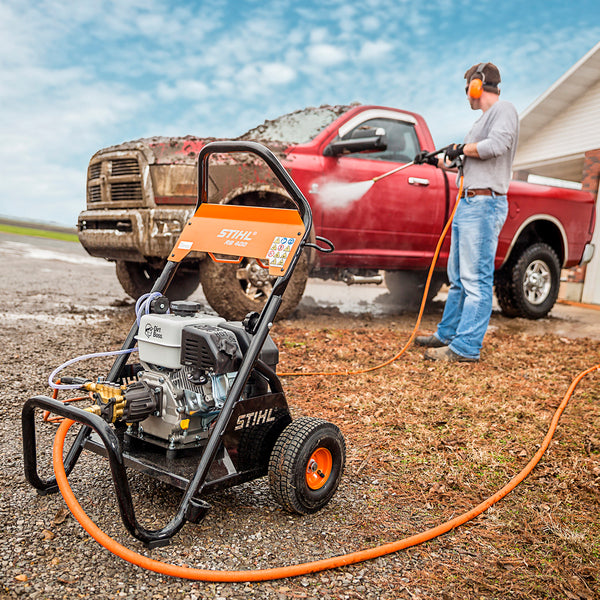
[273,316,600,599]
[3,304,599,599]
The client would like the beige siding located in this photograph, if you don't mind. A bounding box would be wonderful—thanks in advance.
[514,78,600,168]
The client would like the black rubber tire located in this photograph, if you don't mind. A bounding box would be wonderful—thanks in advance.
[199,254,309,321]
[384,270,445,308]
[115,260,200,301]
[268,417,346,515]
[495,242,560,320]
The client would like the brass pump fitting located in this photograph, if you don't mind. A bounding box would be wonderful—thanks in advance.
[83,381,127,423]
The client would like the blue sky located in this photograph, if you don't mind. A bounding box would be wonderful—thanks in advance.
[1,0,599,226]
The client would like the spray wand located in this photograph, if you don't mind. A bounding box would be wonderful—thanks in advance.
[316,146,452,212]
[372,146,448,183]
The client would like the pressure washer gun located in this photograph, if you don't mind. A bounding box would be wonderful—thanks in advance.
[372,146,452,183]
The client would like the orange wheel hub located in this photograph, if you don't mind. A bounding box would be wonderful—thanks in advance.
[306,448,332,490]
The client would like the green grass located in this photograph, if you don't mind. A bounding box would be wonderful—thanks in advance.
[0,224,78,242]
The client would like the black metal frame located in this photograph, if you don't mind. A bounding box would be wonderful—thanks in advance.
[22,141,318,547]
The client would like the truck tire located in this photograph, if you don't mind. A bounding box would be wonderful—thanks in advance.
[115,260,201,301]
[495,242,560,320]
[199,254,309,321]
[384,270,445,309]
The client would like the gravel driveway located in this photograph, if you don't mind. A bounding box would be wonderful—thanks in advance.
[0,233,410,600]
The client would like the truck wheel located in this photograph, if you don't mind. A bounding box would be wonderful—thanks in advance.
[199,254,309,321]
[495,242,560,320]
[115,260,201,301]
[384,270,445,308]
[268,417,346,515]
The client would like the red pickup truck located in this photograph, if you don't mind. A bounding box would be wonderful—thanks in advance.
[78,104,596,320]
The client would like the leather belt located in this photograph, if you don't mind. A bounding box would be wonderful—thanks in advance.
[464,188,493,197]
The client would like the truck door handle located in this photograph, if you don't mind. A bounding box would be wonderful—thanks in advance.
[408,177,430,186]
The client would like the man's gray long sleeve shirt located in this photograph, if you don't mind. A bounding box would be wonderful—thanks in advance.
[462,100,520,195]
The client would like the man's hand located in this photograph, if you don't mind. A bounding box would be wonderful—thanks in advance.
[445,143,465,161]
[413,151,439,166]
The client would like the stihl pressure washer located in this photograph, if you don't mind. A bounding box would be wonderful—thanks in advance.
[22,141,345,548]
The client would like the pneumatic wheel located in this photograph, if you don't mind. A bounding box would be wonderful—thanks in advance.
[268,417,346,514]
[495,242,560,319]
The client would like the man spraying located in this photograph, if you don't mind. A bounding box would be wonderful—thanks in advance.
[415,62,520,362]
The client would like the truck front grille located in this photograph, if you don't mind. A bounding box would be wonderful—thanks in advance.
[111,158,139,177]
[110,182,143,202]
[89,163,101,180]
[88,185,102,203]
[87,155,143,205]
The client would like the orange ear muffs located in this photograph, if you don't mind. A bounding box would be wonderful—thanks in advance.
[466,62,489,98]
[467,77,483,98]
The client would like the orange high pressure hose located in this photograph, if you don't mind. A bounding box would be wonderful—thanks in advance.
[280,174,464,377]
[50,168,600,580]
[53,362,599,581]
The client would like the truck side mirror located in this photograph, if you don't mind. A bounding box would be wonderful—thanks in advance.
[324,127,387,157]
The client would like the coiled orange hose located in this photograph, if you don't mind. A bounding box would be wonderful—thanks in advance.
[52,362,599,581]
[50,172,599,580]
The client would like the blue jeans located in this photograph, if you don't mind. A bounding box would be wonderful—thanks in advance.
[434,193,508,359]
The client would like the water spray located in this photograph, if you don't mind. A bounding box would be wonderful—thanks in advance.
[317,147,447,209]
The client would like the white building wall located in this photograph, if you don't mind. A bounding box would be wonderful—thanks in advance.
[515,79,600,168]
[582,186,600,304]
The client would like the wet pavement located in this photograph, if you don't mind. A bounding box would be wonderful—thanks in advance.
[1,231,599,341]
[299,278,600,340]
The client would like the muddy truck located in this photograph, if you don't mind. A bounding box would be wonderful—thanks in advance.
[78,104,596,320]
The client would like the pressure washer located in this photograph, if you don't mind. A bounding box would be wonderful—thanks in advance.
[22,141,345,548]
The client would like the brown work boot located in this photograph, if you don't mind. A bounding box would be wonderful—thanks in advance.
[424,346,479,363]
[415,334,446,348]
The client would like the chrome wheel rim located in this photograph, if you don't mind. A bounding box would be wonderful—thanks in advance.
[523,260,551,305]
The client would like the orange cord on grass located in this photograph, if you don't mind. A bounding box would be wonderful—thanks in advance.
[52,362,599,581]
[49,172,600,580]
[280,176,464,378]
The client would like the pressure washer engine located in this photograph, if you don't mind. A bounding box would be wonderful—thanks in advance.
[22,141,345,548]
[119,301,280,451]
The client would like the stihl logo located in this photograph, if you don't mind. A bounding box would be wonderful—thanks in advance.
[234,408,276,430]
[217,228,257,241]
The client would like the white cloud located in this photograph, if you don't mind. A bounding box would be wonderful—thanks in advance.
[309,28,330,44]
[230,62,297,99]
[261,63,297,85]
[307,43,347,67]
[0,159,85,227]
[361,15,381,32]
[157,79,210,101]
[358,40,394,61]
[1,0,600,228]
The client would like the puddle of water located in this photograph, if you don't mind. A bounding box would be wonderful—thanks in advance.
[0,240,110,266]
[1,312,111,326]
